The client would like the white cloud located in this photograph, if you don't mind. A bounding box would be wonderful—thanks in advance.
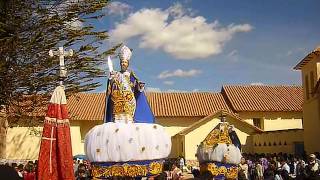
[166,89,188,92]
[163,81,174,85]
[250,82,264,86]
[285,47,307,57]
[145,87,199,92]
[227,49,239,62]
[158,69,202,79]
[286,50,293,56]
[106,1,132,16]
[166,3,194,18]
[110,3,252,60]
[145,87,162,92]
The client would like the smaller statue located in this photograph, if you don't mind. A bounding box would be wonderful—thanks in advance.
[196,117,242,180]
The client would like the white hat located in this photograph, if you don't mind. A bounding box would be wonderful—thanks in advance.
[119,45,132,62]
[310,154,316,158]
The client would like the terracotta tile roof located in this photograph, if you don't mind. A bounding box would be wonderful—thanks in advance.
[294,47,320,70]
[67,93,106,121]
[66,92,232,120]
[35,85,303,121]
[222,85,303,112]
[146,92,233,117]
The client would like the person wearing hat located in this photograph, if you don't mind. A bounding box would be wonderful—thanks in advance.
[304,154,320,179]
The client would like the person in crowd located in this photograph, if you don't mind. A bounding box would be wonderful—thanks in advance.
[260,156,269,171]
[273,156,281,169]
[11,163,17,169]
[264,163,276,180]
[264,169,275,180]
[179,156,185,172]
[255,160,264,180]
[304,154,320,179]
[171,164,182,180]
[280,169,290,180]
[274,169,283,180]
[23,163,35,180]
[16,164,24,178]
[239,157,249,180]
[296,157,307,180]
[280,158,290,174]
[0,164,21,180]
[73,159,79,176]
[75,163,89,179]
[290,157,298,176]
[161,162,172,180]
[191,168,200,179]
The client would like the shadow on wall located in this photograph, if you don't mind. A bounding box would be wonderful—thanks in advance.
[6,127,42,160]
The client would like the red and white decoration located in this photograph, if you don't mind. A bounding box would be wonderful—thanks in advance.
[37,85,74,180]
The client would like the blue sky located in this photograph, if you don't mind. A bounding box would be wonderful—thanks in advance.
[93,0,320,92]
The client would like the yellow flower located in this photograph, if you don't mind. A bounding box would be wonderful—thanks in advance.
[149,162,162,175]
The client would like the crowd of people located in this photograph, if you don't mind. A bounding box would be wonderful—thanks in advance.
[0,160,37,180]
[238,152,320,180]
[1,152,319,179]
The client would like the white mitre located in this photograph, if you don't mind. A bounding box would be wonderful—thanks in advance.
[119,45,132,62]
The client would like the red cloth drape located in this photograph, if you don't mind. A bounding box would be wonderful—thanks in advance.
[37,86,74,180]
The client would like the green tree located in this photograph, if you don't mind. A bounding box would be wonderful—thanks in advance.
[0,0,119,158]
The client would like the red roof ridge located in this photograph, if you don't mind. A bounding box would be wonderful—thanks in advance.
[294,47,320,70]
[176,110,263,136]
[222,85,303,112]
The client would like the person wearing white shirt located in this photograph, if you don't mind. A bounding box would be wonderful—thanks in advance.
[281,160,290,174]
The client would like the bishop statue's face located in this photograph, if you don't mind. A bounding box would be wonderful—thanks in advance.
[120,59,129,72]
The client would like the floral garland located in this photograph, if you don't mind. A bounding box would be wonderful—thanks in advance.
[91,162,163,178]
[204,125,232,147]
[200,163,238,179]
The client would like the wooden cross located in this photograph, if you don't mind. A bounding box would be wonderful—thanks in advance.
[49,47,73,83]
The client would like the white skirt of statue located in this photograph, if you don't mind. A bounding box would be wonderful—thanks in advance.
[84,46,171,178]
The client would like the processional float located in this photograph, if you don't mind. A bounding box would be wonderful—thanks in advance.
[196,113,242,180]
[85,45,172,178]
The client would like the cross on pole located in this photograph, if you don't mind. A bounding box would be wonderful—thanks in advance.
[49,46,73,84]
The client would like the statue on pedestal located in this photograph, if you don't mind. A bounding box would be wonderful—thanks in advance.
[84,45,171,179]
[196,114,242,180]
[105,45,154,123]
